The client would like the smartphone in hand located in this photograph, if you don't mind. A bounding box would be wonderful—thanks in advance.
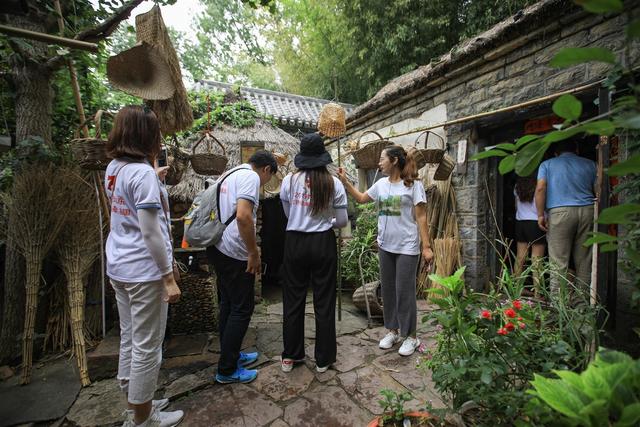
[158,147,168,167]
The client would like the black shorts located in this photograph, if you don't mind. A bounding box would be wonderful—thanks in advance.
[515,220,546,244]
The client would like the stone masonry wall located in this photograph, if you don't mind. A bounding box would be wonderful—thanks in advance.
[344,8,638,290]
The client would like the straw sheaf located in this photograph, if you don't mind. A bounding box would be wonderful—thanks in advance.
[136,5,193,134]
[318,103,346,138]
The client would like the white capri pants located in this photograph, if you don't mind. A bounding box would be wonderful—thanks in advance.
[111,279,167,404]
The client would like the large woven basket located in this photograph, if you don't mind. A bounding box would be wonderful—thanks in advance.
[190,132,228,176]
[434,153,455,181]
[351,130,392,170]
[70,110,113,170]
[318,103,346,138]
[352,281,383,316]
[408,130,445,169]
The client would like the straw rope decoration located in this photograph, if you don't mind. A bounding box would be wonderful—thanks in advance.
[0,164,70,384]
[53,169,103,386]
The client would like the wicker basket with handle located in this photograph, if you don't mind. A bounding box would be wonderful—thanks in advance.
[190,132,228,176]
[70,110,113,170]
[408,130,445,170]
[351,130,392,170]
[434,153,455,181]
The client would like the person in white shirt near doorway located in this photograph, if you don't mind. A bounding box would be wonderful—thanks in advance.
[338,145,433,356]
[206,151,277,384]
[279,133,348,373]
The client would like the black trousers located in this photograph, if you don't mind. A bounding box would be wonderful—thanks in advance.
[281,229,337,367]
[207,245,255,376]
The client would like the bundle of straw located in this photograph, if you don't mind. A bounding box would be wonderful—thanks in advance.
[136,5,193,134]
[53,169,103,386]
[1,164,69,384]
[43,275,71,353]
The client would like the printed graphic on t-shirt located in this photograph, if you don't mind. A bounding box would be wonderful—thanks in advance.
[378,195,402,216]
[291,176,312,207]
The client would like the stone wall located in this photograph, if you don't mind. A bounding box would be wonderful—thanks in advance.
[344,7,638,290]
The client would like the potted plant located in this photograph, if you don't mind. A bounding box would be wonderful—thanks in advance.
[368,389,435,427]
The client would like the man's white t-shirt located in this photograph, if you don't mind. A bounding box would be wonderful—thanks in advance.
[366,177,426,256]
[280,172,348,232]
[105,159,173,282]
[214,164,261,261]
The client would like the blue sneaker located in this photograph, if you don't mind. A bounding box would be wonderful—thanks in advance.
[238,351,259,367]
[215,367,258,384]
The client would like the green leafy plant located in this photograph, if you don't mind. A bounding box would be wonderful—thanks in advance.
[0,137,65,191]
[423,263,602,425]
[378,389,413,426]
[341,202,379,285]
[525,348,640,427]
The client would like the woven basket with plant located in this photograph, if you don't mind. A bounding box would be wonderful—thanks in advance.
[70,110,113,170]
[190,132,228,176]
[408,130,445,169]
[351,130,392,169]
[318,103,346,138]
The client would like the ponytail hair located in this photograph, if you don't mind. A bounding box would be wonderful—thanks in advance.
[384,145,418,187]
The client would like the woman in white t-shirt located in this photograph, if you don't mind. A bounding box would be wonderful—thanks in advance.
[338,145,433,356]
[279,133,348,374]
[104,106,183,427]
[514,174,546,289]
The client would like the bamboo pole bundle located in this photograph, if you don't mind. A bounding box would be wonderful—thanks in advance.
[0,164,69,384]
[53,170,102,387]
[43,276,71,353]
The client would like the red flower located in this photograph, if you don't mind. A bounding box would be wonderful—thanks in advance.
[504,308,517,318]
[513,300,523,310]
[519,322,526,330]
[505,322,515,331]
[518,317,523,321]
[497,327,508,336]
[481,310,492,319]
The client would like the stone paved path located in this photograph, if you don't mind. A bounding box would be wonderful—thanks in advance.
[0,287,446,426]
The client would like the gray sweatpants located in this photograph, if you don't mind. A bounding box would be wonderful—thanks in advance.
[378,248,420,337]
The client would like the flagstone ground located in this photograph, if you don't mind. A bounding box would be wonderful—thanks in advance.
[0,285,446,427]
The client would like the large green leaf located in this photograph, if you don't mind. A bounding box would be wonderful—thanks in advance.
[617,114,640,129]
[583,120,616,136]
[529,374,586,419]
[584,231,618,246]
[541,127,585,143]
[596,349,633,365]
[550,47,616,68]
[582,364,612,400]
[495,142,516,152]
[553,94,582,121]
[515,134,540,149]
[608,155,640,176]
[555,370,584,391]
[597,204,640,224]
[499,155,516,175]
[470,149,508,160]
[515,140,551,176]
[579,400,609,425]
[617,403,640,427]
[576,0,624,14]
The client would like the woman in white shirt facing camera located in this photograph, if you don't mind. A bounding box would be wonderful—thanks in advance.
[279,133,348,374]
[338,145,433,356]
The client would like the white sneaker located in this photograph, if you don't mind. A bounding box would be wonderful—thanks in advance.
[398,337,421,356]
[134,408,185,427]
[379,332,402,349]
[153,399,170,411]
[316,365,329,373]
[122,410,135,427]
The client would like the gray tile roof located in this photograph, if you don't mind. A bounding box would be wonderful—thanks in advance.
[195,80,354,131]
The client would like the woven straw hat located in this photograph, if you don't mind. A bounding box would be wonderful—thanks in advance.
[318,103,346,137]
[107,42,176,100]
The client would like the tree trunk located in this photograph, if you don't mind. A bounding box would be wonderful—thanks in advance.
[6,15,54,144]
[0,235,25,364]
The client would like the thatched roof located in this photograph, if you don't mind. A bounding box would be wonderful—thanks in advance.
[169,119,298,202]
[348,0,583,124]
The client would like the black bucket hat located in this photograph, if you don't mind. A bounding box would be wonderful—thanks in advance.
[294,133,333,169]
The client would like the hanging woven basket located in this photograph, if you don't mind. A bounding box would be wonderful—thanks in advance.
[70,110,113,170]
[434,153,456,181]
[318,103,346,138]
[408,130,446,169]
[351,130,392,170]
[190,132,228,176]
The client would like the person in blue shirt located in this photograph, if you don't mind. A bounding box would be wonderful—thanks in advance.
[535,139,596,295]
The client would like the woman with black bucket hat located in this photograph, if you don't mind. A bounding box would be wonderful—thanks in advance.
[279,133,348,373]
